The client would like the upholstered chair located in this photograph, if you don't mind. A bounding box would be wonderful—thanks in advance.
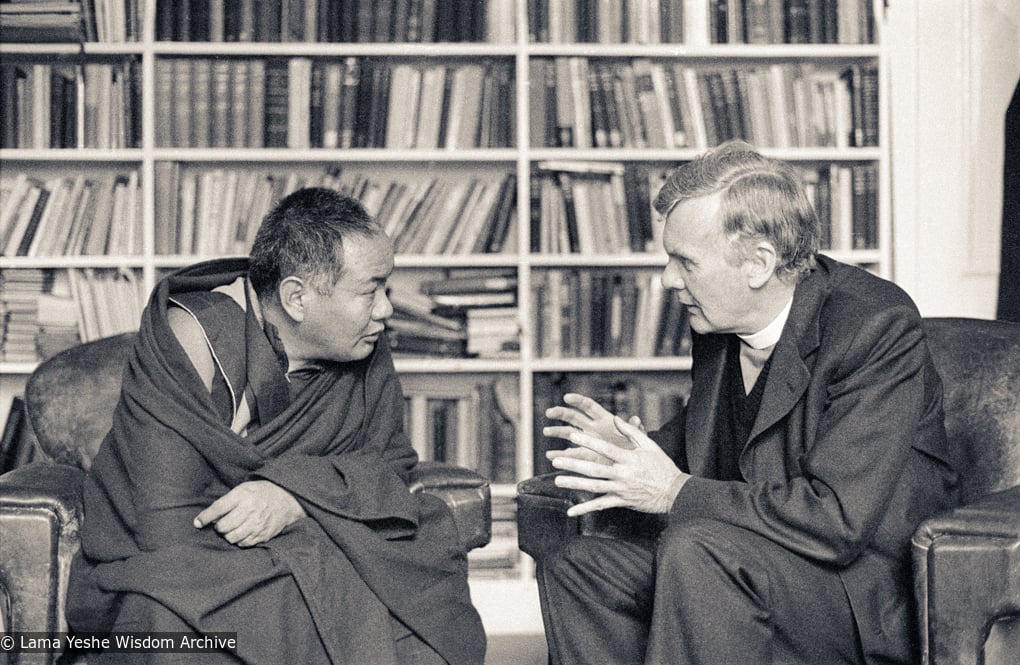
[0,333,491,664]
[517,317,1020,665]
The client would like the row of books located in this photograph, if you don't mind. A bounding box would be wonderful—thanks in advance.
[387,271,519,359]
[709,0,874,45]
[529,160,879,254]
[532,371,689,474]
[154,57,515,150]
[530,160,662,254]
[3,56,874,152]
[532,269,693,359]
[528,0,685,44]
[1,173,142,258]
[0,60,141,150]
[369,173,517,256]
[400,373,518,485]
[0,0,141,43]
[153,164,518,256]
[1,162,874,261]
[0,268,142,363]
[531,58,878,150]
[810,162,878,251]
[157,0,516,44]
[0,1,83,43]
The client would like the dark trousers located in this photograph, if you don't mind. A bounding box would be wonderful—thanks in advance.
[537,519,865,665]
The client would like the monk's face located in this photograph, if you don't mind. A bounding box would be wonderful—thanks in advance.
[299,233,395,363]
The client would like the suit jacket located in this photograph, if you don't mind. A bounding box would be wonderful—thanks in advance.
[651,255,959,663]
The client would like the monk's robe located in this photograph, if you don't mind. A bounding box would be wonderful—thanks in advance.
[66,258,485,665]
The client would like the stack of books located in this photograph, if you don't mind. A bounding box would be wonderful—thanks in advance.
[468,494,520,576]
[387,287,468,357]
[1,1,84,43]
[0,269,45,363]
[35,272,81,360]
[387,270,520,358]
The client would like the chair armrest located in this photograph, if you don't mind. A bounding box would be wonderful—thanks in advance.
[409,461,491,552]
[912,485,1020,665]
[516,473,663,561]
[0,462,85,636]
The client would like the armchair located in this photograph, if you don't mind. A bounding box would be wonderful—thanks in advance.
[517,317,1020,665]
[0,333,491,664]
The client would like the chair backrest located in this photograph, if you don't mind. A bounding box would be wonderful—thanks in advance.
[21,319,1020,499]
[24,333,136,471]
[922,317,1020,503]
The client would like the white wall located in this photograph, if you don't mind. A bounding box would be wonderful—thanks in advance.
[886,0,1019,318]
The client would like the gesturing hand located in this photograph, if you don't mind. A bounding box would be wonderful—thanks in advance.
[544,393,644,465]
[194,480,306,547]
[548,416,689,517]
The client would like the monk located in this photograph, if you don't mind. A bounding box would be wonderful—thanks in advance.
[66,188,485,664]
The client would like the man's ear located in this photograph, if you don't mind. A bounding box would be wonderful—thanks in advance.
[745,241,778,289]
[278,276,307,322]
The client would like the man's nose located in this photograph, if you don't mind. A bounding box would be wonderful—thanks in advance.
[375,291,394,320]
[661,264,685,291]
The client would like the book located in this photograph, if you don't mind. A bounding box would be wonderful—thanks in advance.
[230,59,250,147]
[0,2,83,43]
[26,177,68,257]
[420,272,517,296]
[482,173,517,253]
[13,186,50,256]
[286,57,312,149]
[170,58,193,146]
[262,58,289,147]
[388,330,468,357]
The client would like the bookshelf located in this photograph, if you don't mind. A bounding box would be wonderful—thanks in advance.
[0,0,888,634]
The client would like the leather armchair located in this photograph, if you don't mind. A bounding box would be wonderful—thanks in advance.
[517,317,1020,665]
[0,333,491,664]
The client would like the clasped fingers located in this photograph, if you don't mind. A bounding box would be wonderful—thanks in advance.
[549,453,619,479]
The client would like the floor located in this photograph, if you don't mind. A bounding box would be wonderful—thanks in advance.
[486,634,548,665]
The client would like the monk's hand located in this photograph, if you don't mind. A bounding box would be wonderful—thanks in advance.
[544,393,645,465]
[193,480,306,547]
[548,415,689,516]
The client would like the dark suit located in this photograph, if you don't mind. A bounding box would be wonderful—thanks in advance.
[540,256,959,664]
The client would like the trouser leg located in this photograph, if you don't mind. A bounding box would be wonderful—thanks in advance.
[537,535,656,665]
[646,519,864,665]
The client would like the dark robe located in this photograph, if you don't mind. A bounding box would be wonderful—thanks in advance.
[66,258,485,665]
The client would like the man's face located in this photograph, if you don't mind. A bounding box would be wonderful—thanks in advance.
[660,193,756,336]
[298,233,394,363]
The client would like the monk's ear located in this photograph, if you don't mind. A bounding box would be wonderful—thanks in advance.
[745,240,778,289]
[278,277,307,322]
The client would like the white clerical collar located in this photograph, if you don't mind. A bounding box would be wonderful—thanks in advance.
[737,296,794,350]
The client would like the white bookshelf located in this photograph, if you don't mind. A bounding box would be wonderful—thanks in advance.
[0,0,889,633]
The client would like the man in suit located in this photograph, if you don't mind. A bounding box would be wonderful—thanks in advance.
[539,142,959,664]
